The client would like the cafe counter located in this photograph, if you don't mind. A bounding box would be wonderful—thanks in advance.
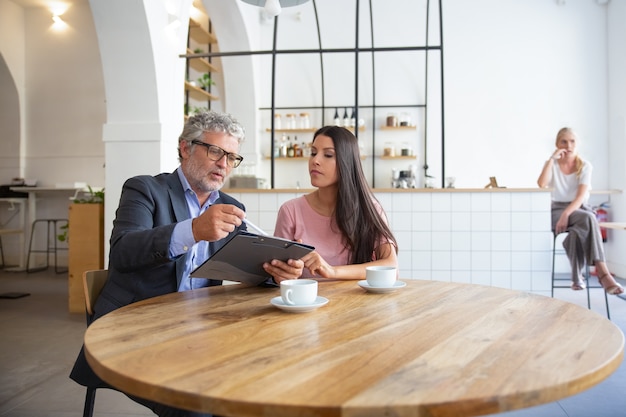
[223,187,554,296]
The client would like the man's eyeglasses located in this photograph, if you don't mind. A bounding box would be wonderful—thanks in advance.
[191,140,244,168]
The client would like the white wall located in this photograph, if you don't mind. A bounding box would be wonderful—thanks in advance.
[230,0,611,191]
[605,0,626,277]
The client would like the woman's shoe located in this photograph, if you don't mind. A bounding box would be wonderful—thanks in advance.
[571,280,586,291]
[598,274,624,295]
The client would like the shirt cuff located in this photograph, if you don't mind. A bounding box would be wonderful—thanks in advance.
[170,219,195,257]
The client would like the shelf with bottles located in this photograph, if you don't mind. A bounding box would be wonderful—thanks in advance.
[380,155,417,160]
[265,155,367,161]
[380,125,417,131]
[266,126,365,133]
[265,128,317,133]
[264,156,308,160]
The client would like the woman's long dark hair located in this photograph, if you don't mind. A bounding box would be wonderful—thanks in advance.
[312,126,398,264]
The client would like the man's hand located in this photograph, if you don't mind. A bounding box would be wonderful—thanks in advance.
[192,204,245,242]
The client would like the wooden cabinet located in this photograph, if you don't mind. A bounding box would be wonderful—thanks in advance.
[68,203,104,313]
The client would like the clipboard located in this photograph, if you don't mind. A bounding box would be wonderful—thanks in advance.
[190,231,315,285]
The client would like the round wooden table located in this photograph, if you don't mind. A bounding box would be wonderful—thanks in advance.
[84,279,624,417]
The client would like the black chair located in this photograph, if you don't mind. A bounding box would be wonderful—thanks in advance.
[551,232,610,319]
[81,269,108,417]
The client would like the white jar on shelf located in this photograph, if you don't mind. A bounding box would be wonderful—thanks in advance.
[383,142,395,157]
[299,112,310,129]
[273,113,282,130]
[285,114,297,130]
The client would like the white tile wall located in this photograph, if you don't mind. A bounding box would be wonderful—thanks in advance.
[234,189,553,295]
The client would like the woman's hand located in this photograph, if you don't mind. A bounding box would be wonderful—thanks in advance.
[301,251,336,279]
[263,258,304,284]
[551,148,568,160]
[555,212,569,234]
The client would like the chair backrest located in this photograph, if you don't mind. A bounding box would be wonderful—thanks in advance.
[83,269,108,318]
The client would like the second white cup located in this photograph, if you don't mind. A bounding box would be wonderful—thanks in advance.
[280,279,318,306]
[365,266,397,287]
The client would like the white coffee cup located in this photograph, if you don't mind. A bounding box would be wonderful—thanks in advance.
[365,266,397,287]
[280,279,318,306]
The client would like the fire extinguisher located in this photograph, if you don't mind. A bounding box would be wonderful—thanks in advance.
[595,202,609,242]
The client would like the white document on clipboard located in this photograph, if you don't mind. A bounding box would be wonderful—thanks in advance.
[190,231,315,285]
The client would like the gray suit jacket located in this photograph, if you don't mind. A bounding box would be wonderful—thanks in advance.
[70,169,246,387]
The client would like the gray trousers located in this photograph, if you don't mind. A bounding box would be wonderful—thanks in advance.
[551,202,606,282]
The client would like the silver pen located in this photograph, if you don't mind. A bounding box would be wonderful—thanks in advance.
[243,218,268,236]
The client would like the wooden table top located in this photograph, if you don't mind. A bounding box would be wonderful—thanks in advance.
[599,222,626,230]
[84,279,624,417]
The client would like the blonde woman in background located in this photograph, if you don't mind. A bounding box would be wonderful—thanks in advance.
[537,127,623,294]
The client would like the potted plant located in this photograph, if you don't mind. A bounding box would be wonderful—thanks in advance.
[197,73,214,91]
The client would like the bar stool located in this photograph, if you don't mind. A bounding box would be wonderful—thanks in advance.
[26,218,68,273]
[551,232,610,319]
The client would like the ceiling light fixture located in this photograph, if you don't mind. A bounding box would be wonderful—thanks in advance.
[239,0,311,17]
[264,0,281,17]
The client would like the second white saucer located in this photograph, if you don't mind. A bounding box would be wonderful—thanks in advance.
[358,280,407,294]
[270,296,329,313]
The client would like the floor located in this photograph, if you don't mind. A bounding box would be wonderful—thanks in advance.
[0,268,625,417]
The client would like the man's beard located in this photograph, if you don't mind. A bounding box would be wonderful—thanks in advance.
[185,157,226,193]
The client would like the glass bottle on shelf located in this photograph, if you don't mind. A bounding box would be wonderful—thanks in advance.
[274,113,282,130]
[293,136,302,157]
[273,141,279,157]
[333,108,341,126]
[343,108,350,127]
[301,141,310,157]
[279,133,288,157]
[287,136,295,157]
[400,112,410,127]
[350,108,356,128]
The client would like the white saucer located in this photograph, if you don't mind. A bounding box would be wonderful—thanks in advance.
[358,280,407,294]
[270,296,329,313]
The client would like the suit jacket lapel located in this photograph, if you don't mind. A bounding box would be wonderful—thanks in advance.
[166,170,191,288]
[167,169,190,223]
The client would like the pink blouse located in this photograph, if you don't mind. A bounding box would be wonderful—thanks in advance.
[274,195,390,278]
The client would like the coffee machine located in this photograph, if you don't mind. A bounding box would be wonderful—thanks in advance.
[391,165,418,188]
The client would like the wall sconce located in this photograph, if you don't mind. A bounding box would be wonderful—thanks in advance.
[51,13,68,30]
[49,2,69,30]
[240,0,311,18]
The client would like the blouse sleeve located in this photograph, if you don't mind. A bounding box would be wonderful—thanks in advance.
[273,202,296,240]
[579,160,592,186]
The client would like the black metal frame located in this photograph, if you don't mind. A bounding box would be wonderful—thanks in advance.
[183,0,445,188]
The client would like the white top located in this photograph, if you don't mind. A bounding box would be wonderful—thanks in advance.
[550,158,592,203]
